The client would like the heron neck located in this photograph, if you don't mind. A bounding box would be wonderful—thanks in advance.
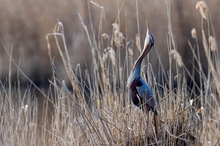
[127,56,144,87]
[133,56,144,76]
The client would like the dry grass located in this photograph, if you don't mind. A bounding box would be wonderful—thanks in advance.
[0,0,220,146]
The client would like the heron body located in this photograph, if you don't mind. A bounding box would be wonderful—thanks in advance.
[127,22,158,116]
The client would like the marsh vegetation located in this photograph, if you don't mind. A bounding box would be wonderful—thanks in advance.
[0,0,220,145]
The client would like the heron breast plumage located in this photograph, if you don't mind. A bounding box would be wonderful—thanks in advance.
[130,77,158,115]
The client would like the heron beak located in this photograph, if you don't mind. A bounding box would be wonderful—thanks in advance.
[142,21,153,57]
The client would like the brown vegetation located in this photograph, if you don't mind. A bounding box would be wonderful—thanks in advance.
[0,0,220,145]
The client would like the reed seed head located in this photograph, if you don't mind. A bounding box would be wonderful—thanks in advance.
[191,28,197,39]
[209,36,217,52]
[169,50,183,67]
[103,47,116,66]
[112,23,124,48]
[102,33,109,40]
[196,1,208,20]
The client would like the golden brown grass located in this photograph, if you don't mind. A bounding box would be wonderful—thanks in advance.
[0,0,220,146]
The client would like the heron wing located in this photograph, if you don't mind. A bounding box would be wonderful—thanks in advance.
[135,78,157,110]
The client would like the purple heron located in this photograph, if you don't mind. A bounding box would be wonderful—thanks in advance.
[127,22,158,116]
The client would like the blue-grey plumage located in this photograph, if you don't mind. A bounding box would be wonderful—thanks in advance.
[127,21,158,116]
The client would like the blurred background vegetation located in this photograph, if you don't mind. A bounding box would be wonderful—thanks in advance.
[0,0,219,87]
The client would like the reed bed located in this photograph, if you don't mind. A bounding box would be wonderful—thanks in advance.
[0,1,219,145]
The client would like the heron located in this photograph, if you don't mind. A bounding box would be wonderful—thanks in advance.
[127,21,158,116]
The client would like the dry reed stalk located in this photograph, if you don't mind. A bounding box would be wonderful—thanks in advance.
[202,30,220,95]
[135,35,142,53]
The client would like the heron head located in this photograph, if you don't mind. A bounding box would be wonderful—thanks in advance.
[142,21,154,56]
[131,21,154,72]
